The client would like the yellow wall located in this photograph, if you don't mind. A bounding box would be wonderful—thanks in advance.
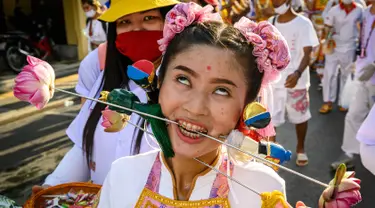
[3,0,31,16]
[63,0,88,60]
[3,0,32,30]
[2,0,88,60]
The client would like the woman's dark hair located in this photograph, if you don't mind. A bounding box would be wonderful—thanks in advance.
[82,6,174,165]
[81,0,96,6]
[158,21,264,103]
[198,0,208,6]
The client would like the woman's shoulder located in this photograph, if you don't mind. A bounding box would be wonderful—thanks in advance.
[106,150,159,187]
[75,49,102,95]
[111,150,160,173]
[79,49,100,73]
[233,161,285,193]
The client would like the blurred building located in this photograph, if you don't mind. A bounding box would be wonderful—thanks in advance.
[1,0,88,60]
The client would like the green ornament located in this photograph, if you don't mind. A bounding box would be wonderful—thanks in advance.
[107,89,175,157]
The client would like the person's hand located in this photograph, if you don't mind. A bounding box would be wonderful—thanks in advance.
[32,185,50,196]
[318,164,362,208]
[285,72,300,88]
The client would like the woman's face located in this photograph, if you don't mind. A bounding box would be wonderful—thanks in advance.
[116,9,164,34]
[159,45,248,159]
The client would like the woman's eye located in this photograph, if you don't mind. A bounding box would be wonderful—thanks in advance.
[176,76,190,86]
[215,88,229,96]
[119,19,131,24]
[144,16,155,21]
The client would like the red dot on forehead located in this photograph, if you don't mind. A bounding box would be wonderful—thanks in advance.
[207,66,211,70]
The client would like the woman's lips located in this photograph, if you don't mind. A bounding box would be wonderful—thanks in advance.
[175,124,205,144]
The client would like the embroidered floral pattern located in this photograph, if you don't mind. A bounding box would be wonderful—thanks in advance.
[289,89,309,114]
[209,158,233,199]
[145,155,162,192]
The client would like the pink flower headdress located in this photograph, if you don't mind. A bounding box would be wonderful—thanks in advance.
[234,17,290,87]
[157,2,223,53]
[234,17,291,137]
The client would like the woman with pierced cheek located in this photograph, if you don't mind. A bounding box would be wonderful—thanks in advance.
[97,3,362,208]
[31,0,179,195]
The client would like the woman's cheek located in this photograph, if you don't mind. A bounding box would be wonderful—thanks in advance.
[144,21,164,31]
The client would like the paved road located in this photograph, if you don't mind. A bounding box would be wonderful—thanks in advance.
[0,74,374,207]
[276,76,375,208]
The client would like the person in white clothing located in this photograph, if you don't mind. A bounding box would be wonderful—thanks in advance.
[269,0,319,166]
[81,0,107,52]
[331,1,375,170]
[357,104,375,175]
[322,0,367,19]
[98,3,362,207]
[320,0,364,113]
[31,0,179,195]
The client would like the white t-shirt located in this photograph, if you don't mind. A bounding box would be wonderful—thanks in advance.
[43,49,158,186]
[355,7,375,84]
[357,104,375,175]
[269,15,319,89]
[98,150,286,208]
[84,19,107,52]
[324,3,364,53]
[322,0,367,18]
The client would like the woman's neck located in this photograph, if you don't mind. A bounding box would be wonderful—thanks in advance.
[165,149,220,201]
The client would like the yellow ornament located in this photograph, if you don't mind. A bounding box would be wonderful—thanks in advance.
[260,190,289,208]
[99,91,110,102]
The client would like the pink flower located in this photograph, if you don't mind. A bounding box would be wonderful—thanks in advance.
[13,56,55,109]
[319,172,362,208]
[101,107,130,132]
[234,17,290,86]
[158,2,223,53]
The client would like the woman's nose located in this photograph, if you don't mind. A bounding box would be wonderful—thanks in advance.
[131,22,145,31]
[183,93,209,117]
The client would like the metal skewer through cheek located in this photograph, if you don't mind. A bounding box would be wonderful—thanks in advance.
[54,88,328,188]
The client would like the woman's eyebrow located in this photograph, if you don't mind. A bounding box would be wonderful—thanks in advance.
[211,78,237,88]
[174,65,198,78]
[174,65,237,87]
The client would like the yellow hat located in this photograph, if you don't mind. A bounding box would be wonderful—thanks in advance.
[99,0,179,22]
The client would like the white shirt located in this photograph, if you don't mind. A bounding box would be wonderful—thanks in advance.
[324,3,364,52]
[43,49,158,186]
[357,104,375,175]
[322,0,367,18]
[84,19,107,52]
[269,15,319,89]
[355,7,375,85]
[98,150,286,208]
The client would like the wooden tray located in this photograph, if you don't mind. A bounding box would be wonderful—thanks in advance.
[24,182,101,208]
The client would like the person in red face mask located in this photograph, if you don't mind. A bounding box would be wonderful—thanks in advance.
[31,0,178,195]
